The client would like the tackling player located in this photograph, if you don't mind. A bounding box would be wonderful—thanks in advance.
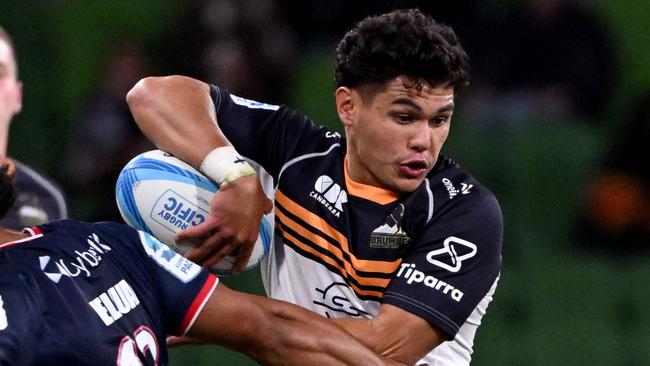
[0,26,67,229]
[0,160,400,365]
[127,9,503,365]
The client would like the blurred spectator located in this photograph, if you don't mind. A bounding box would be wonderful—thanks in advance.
[576,92,650,253]
[0,25,68,228]
[60,41,152,221]
[460,0,617,125]
[168,0,296,104]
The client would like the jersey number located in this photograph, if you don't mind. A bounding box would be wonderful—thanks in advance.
[117,325,159,365]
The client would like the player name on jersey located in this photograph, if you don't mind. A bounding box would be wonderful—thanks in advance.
[88,279,141,326]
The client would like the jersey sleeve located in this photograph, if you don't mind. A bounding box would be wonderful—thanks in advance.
[210,85,333,178]
[134,230,219,336]
[0,271,41,365]
[383,191,503,338]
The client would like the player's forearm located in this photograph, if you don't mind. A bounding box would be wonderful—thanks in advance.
[190,285,395,365]
[331,308,444,365]
[126,75,229,168]
[252,301,398,366]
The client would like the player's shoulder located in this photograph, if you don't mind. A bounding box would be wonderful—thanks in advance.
[212,84,342,144]
[12,160,65,194]
[432,155,498,199]
[36,220,140,252]
[417,155,502,222]
[211,85,281,112]
[0,160,68,229]
[38,219,131,234]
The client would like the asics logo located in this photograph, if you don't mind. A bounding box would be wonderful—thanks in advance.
[426,236,477,273]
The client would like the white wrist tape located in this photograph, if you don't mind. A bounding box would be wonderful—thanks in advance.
[200,146,255,186]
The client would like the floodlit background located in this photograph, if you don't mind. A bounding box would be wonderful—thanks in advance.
[2,0,649,364]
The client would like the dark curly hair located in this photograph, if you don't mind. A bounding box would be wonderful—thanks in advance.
[335,9,470,93]
[0,166,16,220]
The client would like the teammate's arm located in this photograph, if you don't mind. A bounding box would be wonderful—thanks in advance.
[187,282,404,366]
[126,76,270,272]
[332,304,447,365]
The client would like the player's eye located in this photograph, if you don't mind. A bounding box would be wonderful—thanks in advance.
[394,114,415,124]
[431,116,451,126]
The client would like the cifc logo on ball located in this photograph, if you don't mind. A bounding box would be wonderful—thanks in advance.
[151,189,207,232]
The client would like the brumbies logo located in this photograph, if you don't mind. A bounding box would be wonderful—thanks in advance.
[369,204,411,249]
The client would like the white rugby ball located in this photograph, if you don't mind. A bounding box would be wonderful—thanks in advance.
[115,149,273,275]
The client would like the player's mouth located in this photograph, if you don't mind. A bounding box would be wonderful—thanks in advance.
[399,159,429,178]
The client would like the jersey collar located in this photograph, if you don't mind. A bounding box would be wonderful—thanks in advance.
[344,155,400,205]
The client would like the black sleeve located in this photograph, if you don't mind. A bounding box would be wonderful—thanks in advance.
[383,191,503,337]
[210,85,336,179]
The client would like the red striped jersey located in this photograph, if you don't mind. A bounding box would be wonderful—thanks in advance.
[0,220,217,365]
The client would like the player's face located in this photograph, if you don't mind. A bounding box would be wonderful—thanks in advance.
[338,76,454,193]
[0,39,22,122]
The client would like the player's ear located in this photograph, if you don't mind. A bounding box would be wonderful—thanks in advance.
[335,87,356,128]
[14,81,22,114]
[0,158,17,219]
[3,158,16,178]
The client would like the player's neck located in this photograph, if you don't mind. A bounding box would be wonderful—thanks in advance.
[0,228,28,244]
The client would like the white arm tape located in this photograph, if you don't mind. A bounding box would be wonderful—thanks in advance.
[200,146,255,186]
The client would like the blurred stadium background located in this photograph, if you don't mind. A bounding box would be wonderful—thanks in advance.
[2,0,649,364]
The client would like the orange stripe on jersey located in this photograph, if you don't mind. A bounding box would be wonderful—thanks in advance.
[344,155,399,205]
[275,189,402,275]
[275,208,390,288]
[279,228,385,298]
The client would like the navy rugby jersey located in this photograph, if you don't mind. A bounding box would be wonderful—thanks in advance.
[210,86,503,365]
[0,220,217,365]
[0,159,68,229]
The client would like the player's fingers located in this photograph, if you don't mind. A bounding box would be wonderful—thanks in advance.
[263,197,273,214]
[233,241,254,273]
[176,216,218,241]
[185,231,227,263]
[202,242,237,268]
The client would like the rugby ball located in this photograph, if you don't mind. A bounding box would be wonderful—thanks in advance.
[115,150,273,275]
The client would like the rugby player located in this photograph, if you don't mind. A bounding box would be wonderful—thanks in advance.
[127,9,503,365]
[0,160,400,365]
[0,26,67,229]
